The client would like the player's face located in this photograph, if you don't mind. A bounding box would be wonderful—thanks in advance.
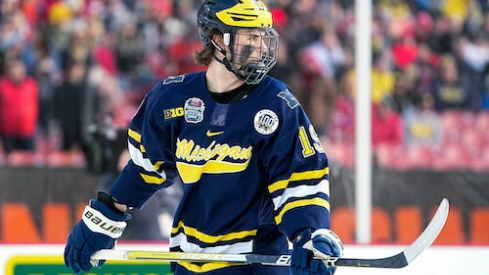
[232,28,272,67]
[221,27,279,84]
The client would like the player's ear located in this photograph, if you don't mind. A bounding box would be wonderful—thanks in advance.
[212,33,225,48]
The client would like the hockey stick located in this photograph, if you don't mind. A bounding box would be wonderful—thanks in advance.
[91,198,449,268]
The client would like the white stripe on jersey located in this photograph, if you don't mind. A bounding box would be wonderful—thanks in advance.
[169,232,254,254]
[272,179,330,210]
[128,141,167,178]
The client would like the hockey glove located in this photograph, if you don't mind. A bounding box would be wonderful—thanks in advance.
[64,192,131,273]
[291,228,344,275]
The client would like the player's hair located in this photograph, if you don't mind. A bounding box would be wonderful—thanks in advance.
[194,46,214,66]
[194,29,221,66]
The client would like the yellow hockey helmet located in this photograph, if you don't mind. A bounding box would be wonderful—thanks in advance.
[197,0,279,85]
[198,0,274,46]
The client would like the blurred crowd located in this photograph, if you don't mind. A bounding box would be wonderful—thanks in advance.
[0,0,489,172]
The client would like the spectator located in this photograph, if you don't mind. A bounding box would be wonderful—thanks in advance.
[427,15,456,55]
[92,32,118,76]
[379,0,412,20]
[383,71,419,114]
[114,19,145,87]
[0,11,31,54]
[457,35,489,109]
[327,70,355,143]
[402,93,443,147]
[441,0,468,23]
[0,59,38,154]
[52,62,92,152]
[59,22,93,73]
[414,11,434,43]
[87,65,126,173]
[413,42,440,95]
[300,29,345,82]
[372,101,403,149]
[309,78,337,136]
[392,34,419,70]
[297,29,344,118]
[371,49,396,104]
[431,55,472,111]
[33,27,60,143]
[168,33,208,75]
[269,39,303,110]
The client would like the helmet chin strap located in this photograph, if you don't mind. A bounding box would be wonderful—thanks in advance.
[210,38,247,82]
[211,40,234,71]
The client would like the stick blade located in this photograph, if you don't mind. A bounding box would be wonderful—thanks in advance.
[332,198,449,268]
[402,198,449,264]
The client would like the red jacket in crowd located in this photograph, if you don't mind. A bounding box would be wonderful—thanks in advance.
[0,77,38,137]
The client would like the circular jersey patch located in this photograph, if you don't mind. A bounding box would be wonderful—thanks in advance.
[254,109,279,135]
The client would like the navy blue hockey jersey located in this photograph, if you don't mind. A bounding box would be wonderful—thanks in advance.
[110,72,331,274]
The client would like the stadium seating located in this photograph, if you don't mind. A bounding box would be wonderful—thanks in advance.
[375,143,409,169]
[461,128,486,148]
[468,144,489,172]
[375,143,400,169]
[45,150,86,168]
[474,112,489,132]
[398,144,435,170]
[432,143,471,171]
[441,110,475,145]
[323,140,355,169]
[6,150,44,167]
[382,144,434,171]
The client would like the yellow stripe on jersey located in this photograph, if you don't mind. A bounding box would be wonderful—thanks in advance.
[153,160,164,171]
[268,167,329,193]
[176,158,250,184]
[128,128,141,143]
[127,128,146,153]
[178,261,244,273]
[171,221,257,244]
[274,197,330,225]
[139,172,166,185]
[128,128,167,177]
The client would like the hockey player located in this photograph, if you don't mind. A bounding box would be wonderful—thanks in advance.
[64,0,344,274]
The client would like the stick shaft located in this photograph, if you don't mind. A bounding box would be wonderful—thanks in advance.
[92,198,449,269]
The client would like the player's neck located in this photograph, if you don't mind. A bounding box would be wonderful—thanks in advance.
[206,61,244,93]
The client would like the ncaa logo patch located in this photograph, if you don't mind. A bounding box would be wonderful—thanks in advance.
[254,109,279,135]
[185,97,205,123]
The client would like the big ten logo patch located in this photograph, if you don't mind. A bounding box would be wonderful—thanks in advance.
[164,107,184,119]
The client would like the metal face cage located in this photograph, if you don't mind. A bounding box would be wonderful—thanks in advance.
[228,27,279,85]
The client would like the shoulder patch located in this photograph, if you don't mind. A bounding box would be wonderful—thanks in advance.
[254,109,279,135]
[163,75,186,85]
[184,97,205,124]
[277,89,299,109]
